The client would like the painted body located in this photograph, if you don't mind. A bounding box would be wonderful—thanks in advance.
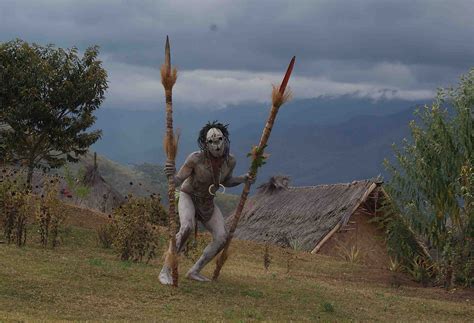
[159,125,254,284]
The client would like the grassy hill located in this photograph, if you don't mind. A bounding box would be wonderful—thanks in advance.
[55,152,239,217]
[0,208,472,321]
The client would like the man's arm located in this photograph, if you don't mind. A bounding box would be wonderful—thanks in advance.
[222,156,255,187]
[165,152,198,187]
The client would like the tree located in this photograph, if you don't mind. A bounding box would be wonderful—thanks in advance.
[383,68,473,287]
[0,39,108,183]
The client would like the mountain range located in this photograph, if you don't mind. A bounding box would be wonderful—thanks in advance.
[91,96,424,188]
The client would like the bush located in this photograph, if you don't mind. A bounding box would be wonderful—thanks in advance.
[382,69,474,287]
[36,178,64,248]
[0,168,32,246]
[97,223,115,249]
[111,194,162,263]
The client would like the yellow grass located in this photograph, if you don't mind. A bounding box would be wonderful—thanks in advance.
[0,223,473,321]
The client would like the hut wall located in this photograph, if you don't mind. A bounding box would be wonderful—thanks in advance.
[318,208,389,268]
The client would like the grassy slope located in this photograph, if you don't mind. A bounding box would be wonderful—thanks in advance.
[57,152,239,216]
[0,223,472,321]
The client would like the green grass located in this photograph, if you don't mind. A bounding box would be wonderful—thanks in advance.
[0,226,473,321]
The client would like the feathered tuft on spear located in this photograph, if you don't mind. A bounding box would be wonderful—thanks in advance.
[213,56,295,280]
[161,35,179,287]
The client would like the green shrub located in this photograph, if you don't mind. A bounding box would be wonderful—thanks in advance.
[111,194,162,263]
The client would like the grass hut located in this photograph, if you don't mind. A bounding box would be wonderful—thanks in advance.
[75,153,124,213]
[234,176,390,267]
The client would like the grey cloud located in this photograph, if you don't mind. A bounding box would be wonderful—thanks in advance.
[0,0,472,105]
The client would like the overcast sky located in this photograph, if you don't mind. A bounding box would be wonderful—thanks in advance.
[1,0,473,109]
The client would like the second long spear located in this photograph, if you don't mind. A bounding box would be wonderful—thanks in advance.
[161,36,179,287]
[213,56,296,280]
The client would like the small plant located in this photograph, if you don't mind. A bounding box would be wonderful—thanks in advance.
[408,256,434,287]
[388,257,401,272]
[97,223,115,249]
[388,257,402,288]
[321,302,334,313]
[285,250,293,274]
[241,289,264,299]
[263,243,271,272]
[289,237,303,251]
[337,242,362,264]
[36,178,64,248]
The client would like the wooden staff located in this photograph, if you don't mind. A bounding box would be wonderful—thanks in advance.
[161,36,179,287]
[213,56,296,280]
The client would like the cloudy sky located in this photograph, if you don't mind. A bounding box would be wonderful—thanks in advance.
[1,0,473,109]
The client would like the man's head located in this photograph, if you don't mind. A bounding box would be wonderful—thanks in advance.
[198,121,230,158]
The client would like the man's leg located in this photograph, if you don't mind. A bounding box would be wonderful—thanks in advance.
[159,191,195,285]
[186,204,227,282]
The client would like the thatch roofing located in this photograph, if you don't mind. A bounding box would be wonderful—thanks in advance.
[75,162,125,213]
[234,176,383,253]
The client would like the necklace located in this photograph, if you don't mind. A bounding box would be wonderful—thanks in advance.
[208,153,225,196]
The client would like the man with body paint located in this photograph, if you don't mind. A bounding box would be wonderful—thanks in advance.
[159,121,254,284]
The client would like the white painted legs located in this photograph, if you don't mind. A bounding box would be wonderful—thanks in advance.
[159,191,228,285]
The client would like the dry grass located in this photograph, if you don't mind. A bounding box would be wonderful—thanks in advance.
[0,211,473,321]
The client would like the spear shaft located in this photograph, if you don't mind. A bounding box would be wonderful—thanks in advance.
[213,56,296,280]
[161,36,179,287]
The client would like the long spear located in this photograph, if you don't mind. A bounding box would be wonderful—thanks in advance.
[161,36,179,287]
[213,56,296,280]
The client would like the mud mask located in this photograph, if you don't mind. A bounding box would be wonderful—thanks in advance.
[206,128,225,158]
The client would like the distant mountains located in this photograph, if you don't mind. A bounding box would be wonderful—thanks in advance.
[92,96,424,187]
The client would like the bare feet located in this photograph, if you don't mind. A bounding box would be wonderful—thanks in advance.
[186,270,211,282]
[159,265,173,285]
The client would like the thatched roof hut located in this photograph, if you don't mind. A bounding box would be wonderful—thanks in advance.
[73,154,124,213]
[234,176,389,267]
[27,154,124,213]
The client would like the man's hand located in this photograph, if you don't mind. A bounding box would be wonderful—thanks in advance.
[164,162,176,178]
[244,173,256,185]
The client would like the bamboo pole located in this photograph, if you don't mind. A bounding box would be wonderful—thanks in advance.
[213,56,296,280]
[161,36,179,287]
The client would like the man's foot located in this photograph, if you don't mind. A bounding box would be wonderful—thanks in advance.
[159,266,173,285]
[186,270,211,282]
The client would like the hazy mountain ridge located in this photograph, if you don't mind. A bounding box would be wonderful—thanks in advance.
[92,96,421,187]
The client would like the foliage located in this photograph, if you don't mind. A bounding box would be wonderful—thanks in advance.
[247,144,268,175]
[263,243,271,272]
[336,243,362,264]
[382,68,474,287]
[183,233,208,263]
[0,39,108,183]
[110,194,164,262]
[36,178,64,248]
[321,302,335,313]
[0,168,32,246]
[289,237,304,251]
[97,223,115,249]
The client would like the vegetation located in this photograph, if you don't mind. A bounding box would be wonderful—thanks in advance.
[108,194,166,262]
[0,169,32,246]
[382,69,474,288]
[35,178,64,248]
[0,39,108,183]
[1,220,472,321]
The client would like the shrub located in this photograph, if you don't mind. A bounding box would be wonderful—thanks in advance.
[111,194,162,263]
[0,168,32,246]
[36,178,64,248]
[382,69,474,288]
[97,223,115,249]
